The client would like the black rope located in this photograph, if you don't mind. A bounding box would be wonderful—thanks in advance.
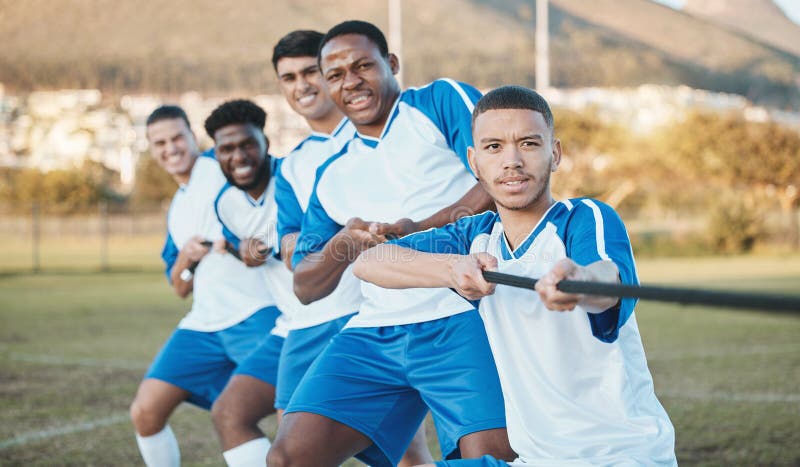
[481,270,800,314]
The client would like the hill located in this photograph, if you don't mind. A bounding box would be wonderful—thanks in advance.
[0,0,798,108]
[684,0,800,57]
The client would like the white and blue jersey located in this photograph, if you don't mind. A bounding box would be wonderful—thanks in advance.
[273,118,363,329]
[292,79,483,327]
[160,152,273,332]
[392,199,677,466]
[218,152,360,331]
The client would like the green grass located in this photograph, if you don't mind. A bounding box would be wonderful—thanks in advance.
[1,255,799,466]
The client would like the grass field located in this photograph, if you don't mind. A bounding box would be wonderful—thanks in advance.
[1,253,799,466]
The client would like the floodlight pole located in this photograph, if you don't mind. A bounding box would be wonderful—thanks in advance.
[536,0,550,91]
[389,0,404,88]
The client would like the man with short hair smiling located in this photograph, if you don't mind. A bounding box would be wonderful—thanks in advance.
[130,105,279,467]
[354,85,677,467]
[268,20,514,467]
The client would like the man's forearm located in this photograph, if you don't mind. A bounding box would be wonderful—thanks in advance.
[292,231,360,305]
[416,183,494,232]
[354,244,454,289]
[169,253,194,298]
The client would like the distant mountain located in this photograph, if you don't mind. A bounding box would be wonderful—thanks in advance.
[684,0,800,57]
[0,0,798,108]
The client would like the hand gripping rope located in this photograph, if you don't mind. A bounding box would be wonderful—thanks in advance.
[481,270,800,314]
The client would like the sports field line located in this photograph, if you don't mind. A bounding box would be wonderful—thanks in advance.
[5,352,148,370]
[0,413,129,450]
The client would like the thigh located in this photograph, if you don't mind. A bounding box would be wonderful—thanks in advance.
[285,326,429,467]
[272,411,373,467]
[145,328,234,410]
[214,374,276,423]
[407,311,508,459]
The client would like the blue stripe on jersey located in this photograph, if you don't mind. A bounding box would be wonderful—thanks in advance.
[565,199,638,343]
[274,161,304,243]
[400,79,482,174]
[201,148,216,159]
[161,232,179,283]
[214,183,242,250]
[290,142,353,269]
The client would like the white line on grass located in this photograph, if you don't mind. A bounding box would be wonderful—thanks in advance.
[6,352,148,370]
[0,413,129,450]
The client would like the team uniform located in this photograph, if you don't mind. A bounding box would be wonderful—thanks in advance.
[267,119,362,409]
[147,152,280,409]
[212,155,287,392]
[392,200,677,466]
[288,80,507,466]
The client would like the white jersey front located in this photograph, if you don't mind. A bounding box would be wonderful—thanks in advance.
[160,153,273,332]
[220,150,361,331]
[292,79,483,328]
[392,200,677,466]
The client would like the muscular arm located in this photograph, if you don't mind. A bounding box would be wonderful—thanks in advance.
[293,218,384,305]
[355,244,498,301]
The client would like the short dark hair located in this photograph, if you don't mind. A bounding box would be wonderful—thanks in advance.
[319,20,389,59]
[472,85,554,131]
[146,105,191,129]
[272,30,325,71]
[204,99,267,139]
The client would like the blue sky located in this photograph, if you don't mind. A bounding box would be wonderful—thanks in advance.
[653,0,800,25]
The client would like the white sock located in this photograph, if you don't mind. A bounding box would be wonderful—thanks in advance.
[222,437,271,467]
[135,425,180,467]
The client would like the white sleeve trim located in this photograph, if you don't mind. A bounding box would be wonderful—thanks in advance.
[441,78,475,113]
[581,199,610,261]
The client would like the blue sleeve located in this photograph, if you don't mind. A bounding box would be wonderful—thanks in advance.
[201,148,216,159]
[274,161,304,242]
[290,188,343,269]
[160,232,179,284]
[401,79,482,174]
[566,199,639,343]
[213,184,241,250]
[390,211,497,255]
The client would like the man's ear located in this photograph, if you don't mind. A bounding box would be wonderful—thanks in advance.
[467,146,480,179]
[388,53,400,75]
[551,138,562,172]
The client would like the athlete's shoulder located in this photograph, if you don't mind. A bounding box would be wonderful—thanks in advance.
[401,78,481,108]
[452,210,500,237]
[563,198,624,225]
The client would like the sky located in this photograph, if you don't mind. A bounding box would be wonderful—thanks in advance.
[653,0,800,25]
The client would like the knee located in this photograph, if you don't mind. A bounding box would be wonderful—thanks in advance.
[266,438,299,467]
[210,396,243,432]
[130,398,166,436]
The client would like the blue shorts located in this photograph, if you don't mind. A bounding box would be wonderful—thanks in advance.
[274,313,355,409]
[145,306,280,409]
[285,310,507,467]
[234,331,285,386]
[436,455,509,467]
